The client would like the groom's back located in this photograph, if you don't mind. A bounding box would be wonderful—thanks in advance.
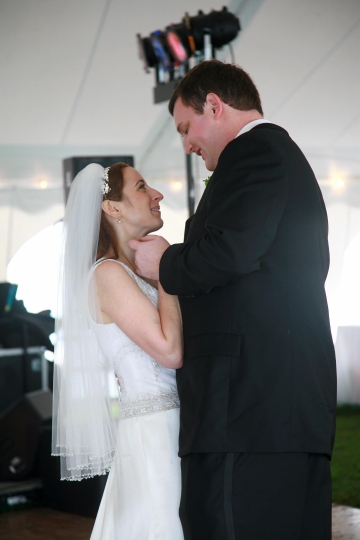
[176,123,336,458]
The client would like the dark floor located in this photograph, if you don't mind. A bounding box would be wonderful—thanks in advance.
[0,507,95,540]
[0,505,359,540]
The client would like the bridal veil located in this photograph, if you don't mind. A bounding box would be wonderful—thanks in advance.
[52,163,118,480]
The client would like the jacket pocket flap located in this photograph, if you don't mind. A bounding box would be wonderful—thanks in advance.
[185,332,241,360]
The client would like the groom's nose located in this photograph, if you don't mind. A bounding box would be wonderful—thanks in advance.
[185,140,197,155]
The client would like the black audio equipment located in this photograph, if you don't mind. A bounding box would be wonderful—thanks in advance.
[0,347,50,415]
[0,398,40,481]
[0,282,18,316]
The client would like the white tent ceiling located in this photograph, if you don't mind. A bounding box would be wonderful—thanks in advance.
[1,0,359,184]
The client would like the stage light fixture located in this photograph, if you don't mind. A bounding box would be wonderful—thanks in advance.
[165,30,188,64]
[150,31,173,72]
[184,8,240,51]
[136,34,158,73]
[137,7,241,103]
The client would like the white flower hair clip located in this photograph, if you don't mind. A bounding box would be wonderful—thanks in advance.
[102,167,111,195]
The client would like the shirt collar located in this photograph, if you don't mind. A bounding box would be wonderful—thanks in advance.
[236,118,271,138]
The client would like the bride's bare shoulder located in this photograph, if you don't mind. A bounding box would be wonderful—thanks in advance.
[94,259,133,287]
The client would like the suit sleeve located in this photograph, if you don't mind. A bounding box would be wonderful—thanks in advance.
[160,135,289,296]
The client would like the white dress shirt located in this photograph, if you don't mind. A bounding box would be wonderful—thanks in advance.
[236,118,271,138]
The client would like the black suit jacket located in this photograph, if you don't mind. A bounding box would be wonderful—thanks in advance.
[160,123,337,457]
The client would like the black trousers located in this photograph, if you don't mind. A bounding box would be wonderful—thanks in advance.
[179,452,332,540]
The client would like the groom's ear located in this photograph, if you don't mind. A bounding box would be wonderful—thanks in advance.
[205,93,223,119]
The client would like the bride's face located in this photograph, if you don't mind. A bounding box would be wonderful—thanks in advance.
[119,167,164,236]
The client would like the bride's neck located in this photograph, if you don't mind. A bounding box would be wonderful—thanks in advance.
[108,226,139,271]
[105,233,158,289]
[117,239,137,271]
[106,223,154,280]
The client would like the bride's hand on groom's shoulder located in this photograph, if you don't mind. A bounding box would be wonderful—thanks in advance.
[128,235,170,281]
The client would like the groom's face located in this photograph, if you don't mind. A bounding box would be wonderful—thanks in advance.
[173,97,225,171]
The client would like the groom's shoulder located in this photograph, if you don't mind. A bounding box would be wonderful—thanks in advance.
[253,122,288,134]
[231,123,300,159]
[244,123,289,142]
[220,123,289,163]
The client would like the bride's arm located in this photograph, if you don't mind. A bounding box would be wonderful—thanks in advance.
[95,261,183,369]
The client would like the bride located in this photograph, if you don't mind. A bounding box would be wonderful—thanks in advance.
[52,162,184,539]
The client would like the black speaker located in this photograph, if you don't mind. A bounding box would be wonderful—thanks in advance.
[26,389,52,422]
[0,347,50,416]
[0,390,52,481]
[63,155,134,203]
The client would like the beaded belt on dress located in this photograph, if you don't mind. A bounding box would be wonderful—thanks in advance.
[119,389,180,419]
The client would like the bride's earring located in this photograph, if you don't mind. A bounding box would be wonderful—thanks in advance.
[118,217,122,224]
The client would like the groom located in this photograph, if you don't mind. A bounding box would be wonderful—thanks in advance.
[130,60,336,540]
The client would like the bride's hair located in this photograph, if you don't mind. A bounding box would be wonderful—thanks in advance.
[97,161,130,260]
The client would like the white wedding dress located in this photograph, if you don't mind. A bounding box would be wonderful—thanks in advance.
[89,259,184,540]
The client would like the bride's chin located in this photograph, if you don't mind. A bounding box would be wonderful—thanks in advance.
[138,220,163,237]
[150,220,164,233]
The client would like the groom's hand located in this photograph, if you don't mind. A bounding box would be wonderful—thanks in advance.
[128,235,170,281]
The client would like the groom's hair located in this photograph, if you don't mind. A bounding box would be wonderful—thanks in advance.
[168,59,263,116]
